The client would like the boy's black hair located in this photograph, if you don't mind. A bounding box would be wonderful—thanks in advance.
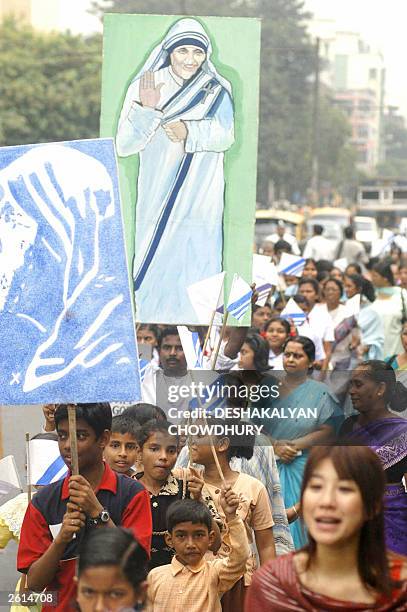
[111,413,140,439]
[54,403,112,438]
[137,419,178,449]
[123,403,167,425]
[167,499,212,533]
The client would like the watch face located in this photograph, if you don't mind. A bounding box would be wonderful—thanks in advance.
[100,509,110,523]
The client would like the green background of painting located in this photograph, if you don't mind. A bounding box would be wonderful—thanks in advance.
[100,14,260,323]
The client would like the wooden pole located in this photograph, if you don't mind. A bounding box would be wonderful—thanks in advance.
[202,309,216,356]
[211,311,229,369]
[188,371,225,483]
[25,433,32,503]
[67,405,79,475]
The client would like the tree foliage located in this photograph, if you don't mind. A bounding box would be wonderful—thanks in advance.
[2,2,356,203]
[0,19,102,146]
[375,112,407,178]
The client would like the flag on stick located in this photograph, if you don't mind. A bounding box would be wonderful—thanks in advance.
[177,326,204,369]
[278,253,306,277]
[187,272,225,325]
[226,274,252,321]
[28,439,68,486]
[280,298,307,327]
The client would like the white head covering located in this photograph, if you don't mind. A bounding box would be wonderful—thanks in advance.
[131,18,232,95]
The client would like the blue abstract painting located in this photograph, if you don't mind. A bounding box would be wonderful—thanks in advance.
[0,139,141,404]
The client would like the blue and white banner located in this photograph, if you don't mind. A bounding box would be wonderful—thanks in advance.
[278,253,306,277]
[226,274,252,321]
[0,139,141,404]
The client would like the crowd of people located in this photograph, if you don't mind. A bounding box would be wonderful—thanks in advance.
[1,221,407,610]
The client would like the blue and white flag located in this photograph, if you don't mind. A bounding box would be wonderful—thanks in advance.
[28,440,68,486]
[177,326,204,369]
[252,255,280,306]
[139,359,150,382]
[280,298,307,327]
[187,272,225,325]
[278,253,306,277]
[226,274,252,321]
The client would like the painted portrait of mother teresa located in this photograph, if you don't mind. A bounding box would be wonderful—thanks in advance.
[116,18,234,324]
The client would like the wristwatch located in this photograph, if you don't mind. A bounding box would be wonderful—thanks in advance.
[88,508,110,526]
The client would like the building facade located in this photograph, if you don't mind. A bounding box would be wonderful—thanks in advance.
[308,19,385,173]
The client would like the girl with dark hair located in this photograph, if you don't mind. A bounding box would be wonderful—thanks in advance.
[76,527,148,610]
[245,445,407,611]
[344,273,384,361]
[371,259,407,356]
[345,262,362,276]
[301,258,318,279]
[251,304,272,331]
[263,317,291,369]
[341,360,407,556]
[259,336,339,549]
[190,416,276,612]
[237,332,271,372]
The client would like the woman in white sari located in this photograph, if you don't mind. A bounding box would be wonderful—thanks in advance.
[116,18,234,323]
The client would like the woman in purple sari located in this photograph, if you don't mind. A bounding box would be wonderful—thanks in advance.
[340,360,407,556]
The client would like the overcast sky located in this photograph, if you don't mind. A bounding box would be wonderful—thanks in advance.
[59,0,407,118]
[303,0,407,118]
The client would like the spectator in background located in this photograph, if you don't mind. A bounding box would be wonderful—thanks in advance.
[301,259,318,279]
[335,226,367,265]
[266,221,300,255]
[370,260,407,357]
[260,240,274,258]
[344,273,383,361]
[302,225,334,261]
[273,239,292,263]
[399,260,407,290]
[252,304,273,331]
